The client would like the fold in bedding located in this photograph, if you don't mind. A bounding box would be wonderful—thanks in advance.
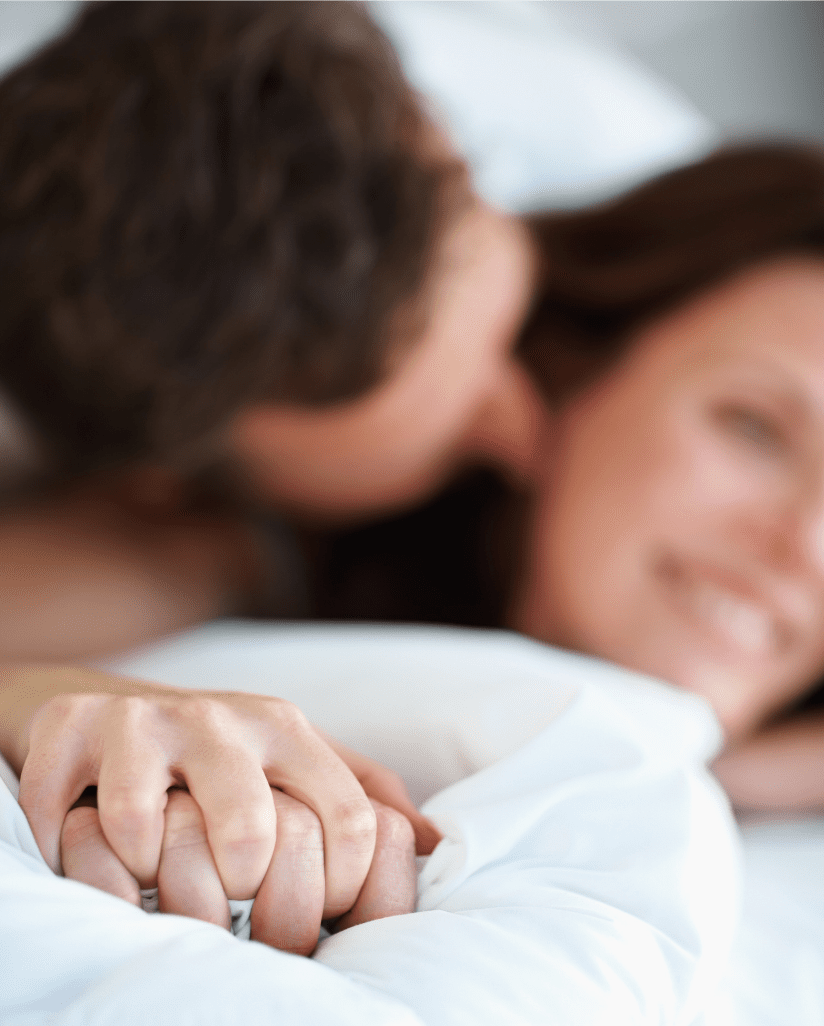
[0,628,740,1026]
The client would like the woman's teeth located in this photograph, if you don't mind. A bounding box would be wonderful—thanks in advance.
[688,580,776,656]
[658,553,784,658]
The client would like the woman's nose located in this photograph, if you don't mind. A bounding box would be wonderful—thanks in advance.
[755,475,824,580]
[797,484,824,577]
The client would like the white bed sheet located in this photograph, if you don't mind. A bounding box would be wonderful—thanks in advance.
[1,623,739,1025]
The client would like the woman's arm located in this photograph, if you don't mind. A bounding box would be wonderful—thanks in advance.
[712,711,824,813]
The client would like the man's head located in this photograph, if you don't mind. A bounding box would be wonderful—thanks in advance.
[0,1,539,516]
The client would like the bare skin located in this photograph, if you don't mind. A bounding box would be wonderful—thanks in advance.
[61,790,418,954]
[0,484,265,663]
[0,665,439,950]
[712,711,824,813]
[512,256,824,813]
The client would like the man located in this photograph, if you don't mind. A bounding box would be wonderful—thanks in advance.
[0,1,541,948]
[0,0,540,662]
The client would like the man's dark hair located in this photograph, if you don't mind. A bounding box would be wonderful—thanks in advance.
[0,1,456,488]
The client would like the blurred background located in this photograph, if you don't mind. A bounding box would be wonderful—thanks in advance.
[539,1,824,145]
[2,0,823,212]
[2,1,823,145]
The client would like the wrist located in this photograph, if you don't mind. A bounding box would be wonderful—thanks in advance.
[0,665,175,776]
[0,665,42,774]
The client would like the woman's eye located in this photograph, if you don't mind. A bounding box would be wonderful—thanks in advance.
[715,404,785,453]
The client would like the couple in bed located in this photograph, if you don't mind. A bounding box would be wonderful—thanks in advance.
[0,0,823,963]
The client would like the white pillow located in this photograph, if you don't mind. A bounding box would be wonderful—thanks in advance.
[0,1,80,78]
[370,0,718,210]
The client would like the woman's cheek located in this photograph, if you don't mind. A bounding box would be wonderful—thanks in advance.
[646,420,747,532]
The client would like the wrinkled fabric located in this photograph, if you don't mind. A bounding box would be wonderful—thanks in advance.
[2,626,739,1025]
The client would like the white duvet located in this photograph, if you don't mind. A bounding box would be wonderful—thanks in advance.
[1,624,740,1025]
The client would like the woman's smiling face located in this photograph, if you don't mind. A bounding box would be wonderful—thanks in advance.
[512,255,824,740]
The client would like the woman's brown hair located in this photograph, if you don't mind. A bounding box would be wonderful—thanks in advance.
[0,1,456,489]
[520,143,824,404]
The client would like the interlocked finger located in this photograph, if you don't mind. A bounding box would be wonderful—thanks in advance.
[96,732,171,889]
[157,789,231,930]
[250,789,326,955]
[319,731,443,856]
[20,693,104,875]
[61,804,142,907]
[331,800,417,933]
[182,744,277,901]
[253,702,377,918]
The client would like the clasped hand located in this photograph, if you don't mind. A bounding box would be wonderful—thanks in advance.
[17,677,440,954]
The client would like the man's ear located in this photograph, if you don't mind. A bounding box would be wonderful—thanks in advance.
[463,361,550,488]
[0,388,44,493]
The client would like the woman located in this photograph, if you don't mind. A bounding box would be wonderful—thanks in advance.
[316,142,824,814]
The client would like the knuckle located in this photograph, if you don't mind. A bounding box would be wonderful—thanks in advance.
[268,698,309,733]
[373,803,415,851]
[334,798,377,851]
[175,696,223,729]
[125,697,166,737]
[219,806,274,853]
[167,697,241,750]
[100,789,158,838]
[105,695,155,736]
[276,803,322,848]
[37,692,97,730]
[40,692,79,722]
[116,695,150,720]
